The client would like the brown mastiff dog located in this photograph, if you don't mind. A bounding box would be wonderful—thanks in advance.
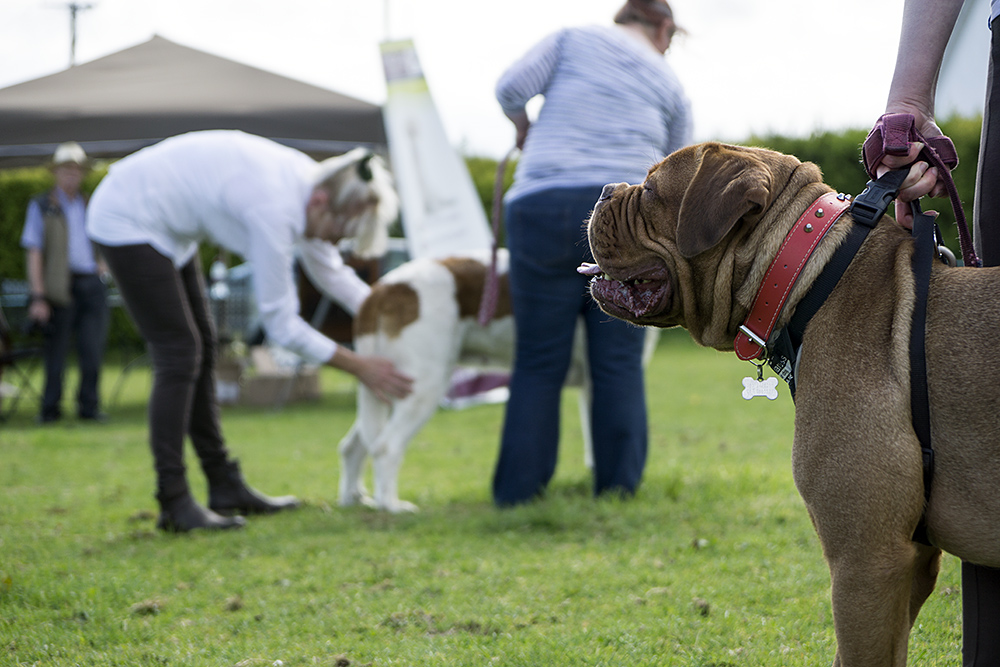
[583,141,1000,666]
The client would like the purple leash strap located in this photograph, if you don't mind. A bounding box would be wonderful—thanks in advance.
[863,113,981,267]
[477,147,517,326]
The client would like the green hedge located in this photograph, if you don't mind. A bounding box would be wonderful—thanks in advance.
[0,118,983,350]
[0,166,107,280]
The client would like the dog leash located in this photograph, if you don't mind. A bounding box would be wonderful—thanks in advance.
[863,112,981,268]
[864,113,983,544]
[477,147,518,327]
[909,197,938,546]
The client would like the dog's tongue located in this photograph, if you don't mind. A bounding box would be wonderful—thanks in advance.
[577,262,602,276]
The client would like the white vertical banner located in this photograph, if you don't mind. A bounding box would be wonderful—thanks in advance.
[380,39,493,259]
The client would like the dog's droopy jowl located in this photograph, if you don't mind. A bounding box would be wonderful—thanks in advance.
[584,142,1000,666]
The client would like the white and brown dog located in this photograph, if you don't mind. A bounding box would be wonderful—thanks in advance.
[337,248,647,513]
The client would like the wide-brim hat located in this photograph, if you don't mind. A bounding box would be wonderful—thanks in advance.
[50,141,89,169]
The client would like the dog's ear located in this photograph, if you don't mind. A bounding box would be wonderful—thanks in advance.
[675,146,774,258]
[357,152,375,182]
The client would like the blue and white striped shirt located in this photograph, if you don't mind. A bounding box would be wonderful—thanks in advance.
[497,24,692,202]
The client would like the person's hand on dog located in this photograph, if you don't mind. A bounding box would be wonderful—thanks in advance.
[329,346,413,402]
[355,356,414,402]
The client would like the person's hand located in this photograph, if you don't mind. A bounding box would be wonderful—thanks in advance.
[514,121,530,151]
[28,298,51,324]
[876,146,941,229]
[871,111,948,229]
[506,110,531,151]
[355,355,414,403]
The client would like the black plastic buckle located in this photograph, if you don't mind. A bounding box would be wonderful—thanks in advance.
[849,169,908,227]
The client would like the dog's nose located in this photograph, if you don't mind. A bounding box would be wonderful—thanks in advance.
[599,183,617,201]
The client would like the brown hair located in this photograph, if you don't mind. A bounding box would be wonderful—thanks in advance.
[614,0,673,28]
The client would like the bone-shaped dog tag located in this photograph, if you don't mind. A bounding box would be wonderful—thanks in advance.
[741,376,778,400]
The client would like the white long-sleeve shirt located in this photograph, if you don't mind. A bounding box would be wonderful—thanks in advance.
[496,24,692,202]
[86,130,370,365]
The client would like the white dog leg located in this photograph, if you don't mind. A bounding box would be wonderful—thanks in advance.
[578,384,594,470]
[369,390,445,513]
[338,423,373,507]
[339,386,392,508]
[579,322,594,470]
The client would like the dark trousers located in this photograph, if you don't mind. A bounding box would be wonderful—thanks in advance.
[99,243,230,499]
[492,186,648,506]
[962,17,1000,667]
[40,273,108,420]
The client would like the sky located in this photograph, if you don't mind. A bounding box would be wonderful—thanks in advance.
[0,0,989,159]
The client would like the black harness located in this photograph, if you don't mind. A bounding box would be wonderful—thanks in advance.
[765,170,941,546]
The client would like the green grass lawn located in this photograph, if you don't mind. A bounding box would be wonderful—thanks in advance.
[0,329,962,666]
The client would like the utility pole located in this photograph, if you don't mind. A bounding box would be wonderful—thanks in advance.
[66,2,93,66]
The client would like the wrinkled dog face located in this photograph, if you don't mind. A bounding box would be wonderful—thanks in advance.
[583,162,686,328]
[584,142,801,345]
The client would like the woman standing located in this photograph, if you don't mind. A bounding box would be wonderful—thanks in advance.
[492,0,692,506]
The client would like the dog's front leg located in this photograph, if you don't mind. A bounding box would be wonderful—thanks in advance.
[825,538,931,667]
[907,544,942,630]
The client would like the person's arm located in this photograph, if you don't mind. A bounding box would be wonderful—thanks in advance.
[505,110,532,152]
[884,0,966,130]
[496,30,563,150]
[25,248,51,323]
[297,238,370,315]
[877,0,966,225]
[247,219,413,401]
[296,239,414,400]
[21,200,51,323]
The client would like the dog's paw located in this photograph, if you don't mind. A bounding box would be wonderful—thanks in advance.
[339,491,376,508]
[382,499,420,514]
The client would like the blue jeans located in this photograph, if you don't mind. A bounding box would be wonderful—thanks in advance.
[492,186,648,506]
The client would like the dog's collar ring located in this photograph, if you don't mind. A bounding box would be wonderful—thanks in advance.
[738,325,767,352]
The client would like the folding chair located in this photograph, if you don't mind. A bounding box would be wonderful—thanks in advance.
[0,302,43,421]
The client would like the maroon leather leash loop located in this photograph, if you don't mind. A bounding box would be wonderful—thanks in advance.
[477,147,517,326]
[863,113,981,267]
[863,114,958,175]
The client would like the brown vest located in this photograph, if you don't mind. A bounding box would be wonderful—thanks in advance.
[35,189,92,307]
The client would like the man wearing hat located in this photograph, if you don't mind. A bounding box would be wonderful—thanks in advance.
[20,141,109,423]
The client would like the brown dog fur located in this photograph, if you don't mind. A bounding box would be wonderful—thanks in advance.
[585,142,1000,666]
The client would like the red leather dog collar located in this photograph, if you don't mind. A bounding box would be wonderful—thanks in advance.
[735,192,852,361]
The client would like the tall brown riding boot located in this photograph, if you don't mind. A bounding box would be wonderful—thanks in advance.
[206,459,301,516]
